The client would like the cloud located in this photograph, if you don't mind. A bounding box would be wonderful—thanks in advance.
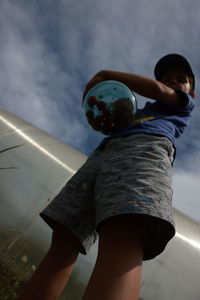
[0,0,90,151]
[1,0,200,151]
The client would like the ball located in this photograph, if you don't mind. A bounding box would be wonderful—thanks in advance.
[83,80,137,135]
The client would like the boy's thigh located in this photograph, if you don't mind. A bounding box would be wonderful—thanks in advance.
[95,135,174,227]
[97,215,145,262]
[94,135,175,260]
[98,214,145,243]
[40,150,102,253]
[52,222,83,252]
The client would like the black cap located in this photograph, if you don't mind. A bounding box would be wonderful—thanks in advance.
[154,54,195,90]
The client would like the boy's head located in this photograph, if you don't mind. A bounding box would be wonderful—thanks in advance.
[154,54,195,98]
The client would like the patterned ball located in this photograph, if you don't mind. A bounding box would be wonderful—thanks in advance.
[83,80,137,135]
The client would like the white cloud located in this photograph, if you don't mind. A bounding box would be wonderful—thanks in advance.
[0,0,90,151]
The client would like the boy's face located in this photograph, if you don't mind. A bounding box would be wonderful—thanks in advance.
[160,68,195,98]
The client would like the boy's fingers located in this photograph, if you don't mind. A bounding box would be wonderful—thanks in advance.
[82,73,105,102]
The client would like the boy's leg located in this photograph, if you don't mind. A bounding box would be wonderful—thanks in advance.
[18,223,82,300]
[83,215,144,300]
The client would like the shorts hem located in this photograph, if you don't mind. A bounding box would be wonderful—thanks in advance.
[40,211,96,255]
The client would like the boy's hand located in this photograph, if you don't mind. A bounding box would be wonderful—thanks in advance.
[82,71,105,102]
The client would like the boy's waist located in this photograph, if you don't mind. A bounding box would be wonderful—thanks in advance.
[96,131,175,150]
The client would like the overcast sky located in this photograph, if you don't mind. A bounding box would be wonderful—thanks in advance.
[0,0,200,222]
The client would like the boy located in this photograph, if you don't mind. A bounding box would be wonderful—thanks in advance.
[18,54,195,300]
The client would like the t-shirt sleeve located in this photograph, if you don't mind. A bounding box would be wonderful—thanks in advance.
[175,90,195,113]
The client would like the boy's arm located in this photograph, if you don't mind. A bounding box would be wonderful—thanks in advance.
[83,70,181,107]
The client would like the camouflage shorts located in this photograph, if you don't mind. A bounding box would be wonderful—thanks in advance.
[40,134,176,260]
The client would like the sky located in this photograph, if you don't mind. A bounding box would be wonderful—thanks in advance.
[0,0,200,222]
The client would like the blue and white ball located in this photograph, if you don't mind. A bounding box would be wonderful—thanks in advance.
[83,80,137,135]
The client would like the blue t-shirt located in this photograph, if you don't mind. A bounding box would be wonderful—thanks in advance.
[97,90,195,148]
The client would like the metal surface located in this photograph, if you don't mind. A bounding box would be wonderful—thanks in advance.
[0,106,200,299]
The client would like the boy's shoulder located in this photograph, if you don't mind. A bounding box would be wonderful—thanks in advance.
[139,91,195,115]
